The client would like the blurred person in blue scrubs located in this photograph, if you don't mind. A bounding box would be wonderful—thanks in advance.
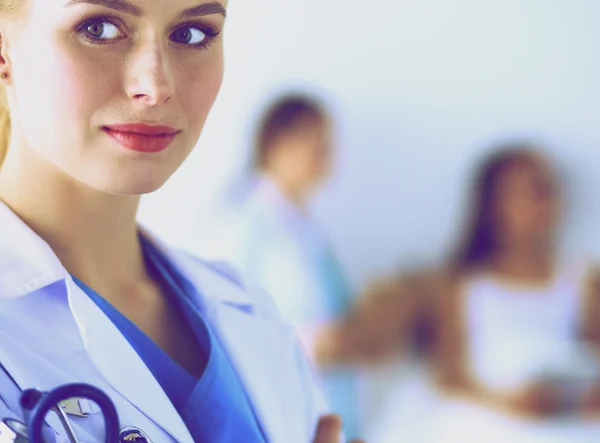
[202,94,363,438]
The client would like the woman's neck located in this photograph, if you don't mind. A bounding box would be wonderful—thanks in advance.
[264,170,308,208]
[489,243,555,281]
[0,142,146,288]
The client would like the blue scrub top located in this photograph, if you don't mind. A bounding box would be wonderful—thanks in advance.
[73,236,266,443]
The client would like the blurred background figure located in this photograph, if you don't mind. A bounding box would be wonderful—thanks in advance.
[364,144,600,443]
[197,94,363,438]
[430,144,600,442]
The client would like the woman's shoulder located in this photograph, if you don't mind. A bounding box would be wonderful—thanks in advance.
[577,258,600,298]
[423,264,481,293]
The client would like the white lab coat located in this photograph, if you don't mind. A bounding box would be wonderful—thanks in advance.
[0,202,328,442]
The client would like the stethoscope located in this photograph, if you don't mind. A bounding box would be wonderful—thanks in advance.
[0,383,147,443]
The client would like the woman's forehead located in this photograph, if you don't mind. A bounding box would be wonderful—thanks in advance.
[29,0,227,18]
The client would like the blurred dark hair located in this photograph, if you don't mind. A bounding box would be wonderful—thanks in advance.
[449,143,550,272]
[254,94,327,170]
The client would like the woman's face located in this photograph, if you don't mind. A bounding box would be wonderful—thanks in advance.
[271,118,333,195]
[1,0,226,195]
[493,156,562,245]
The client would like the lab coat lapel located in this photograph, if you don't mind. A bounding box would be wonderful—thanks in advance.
[66,277,195,443]
[209,303,305,442]
[165,255,308,443]
[141,230,323,442]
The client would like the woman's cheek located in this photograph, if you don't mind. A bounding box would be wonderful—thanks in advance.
[182,60,224,130]
[52,48,116,120]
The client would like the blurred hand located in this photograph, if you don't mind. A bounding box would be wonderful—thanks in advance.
[314,272,425,366]
[312,415,366,443]
[313,322,346,366]
[502,381,564,418]
[313,318,394,366]
[580,382,600,417]
[345,277,416,359]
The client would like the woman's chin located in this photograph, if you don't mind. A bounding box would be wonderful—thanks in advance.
[79,173,169,197]
[109,179,167,196]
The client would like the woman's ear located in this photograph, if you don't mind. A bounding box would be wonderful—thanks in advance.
[0,32,12,85]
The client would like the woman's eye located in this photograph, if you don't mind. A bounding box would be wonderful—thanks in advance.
[171,27,207,45]
[84,21,122,40]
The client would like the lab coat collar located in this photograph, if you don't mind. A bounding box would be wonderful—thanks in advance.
[0,202,66,299]
[0,201,253,311]
[139,228,257,311]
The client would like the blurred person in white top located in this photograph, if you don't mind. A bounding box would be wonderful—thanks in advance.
[426,144,600,443]
[350,144,600,443]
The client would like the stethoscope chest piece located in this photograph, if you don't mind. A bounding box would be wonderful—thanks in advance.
[119,426,152,443]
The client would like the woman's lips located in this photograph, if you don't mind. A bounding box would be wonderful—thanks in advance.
[103,123,180,153]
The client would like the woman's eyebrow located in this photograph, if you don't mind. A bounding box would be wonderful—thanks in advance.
[65,0,227,18]
[66,0,142,15]
[179,2,226,18]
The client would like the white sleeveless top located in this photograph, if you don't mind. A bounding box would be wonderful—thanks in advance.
[463,262,600,393]
[368,262,600,443]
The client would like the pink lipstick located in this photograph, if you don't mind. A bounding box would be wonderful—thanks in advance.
[103,123,180,153]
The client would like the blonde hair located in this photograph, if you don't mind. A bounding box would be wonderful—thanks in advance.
[0,0,25,167]
[0,85,10,166]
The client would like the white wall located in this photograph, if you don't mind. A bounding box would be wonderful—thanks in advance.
[138,0,600,291]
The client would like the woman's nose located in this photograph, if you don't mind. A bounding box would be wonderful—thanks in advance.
[124,43,175,107]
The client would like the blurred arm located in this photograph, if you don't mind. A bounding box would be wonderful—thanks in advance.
[581,266,600,349]
[579,265,600,414]
[314,270,425,366]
